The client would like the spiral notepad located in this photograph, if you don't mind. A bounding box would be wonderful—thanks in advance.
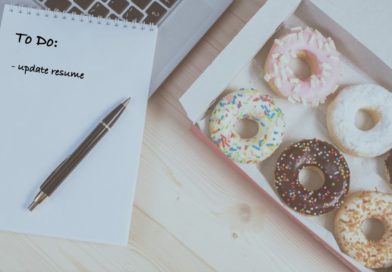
[0,5,157,245]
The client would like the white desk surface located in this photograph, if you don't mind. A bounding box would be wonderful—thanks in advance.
[0,1,351,271]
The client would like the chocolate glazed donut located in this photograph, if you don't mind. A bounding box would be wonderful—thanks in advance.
[386,150,392,185]
[275,139,350,215]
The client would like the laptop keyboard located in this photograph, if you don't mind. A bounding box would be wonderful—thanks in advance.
[39,0,179,24]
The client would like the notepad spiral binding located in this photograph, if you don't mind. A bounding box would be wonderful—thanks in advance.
[7,4,156,32]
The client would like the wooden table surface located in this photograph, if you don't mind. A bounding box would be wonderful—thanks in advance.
[0,1,351,271]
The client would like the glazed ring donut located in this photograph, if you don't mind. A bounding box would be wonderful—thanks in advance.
[334,191,392,269]
[327,84,392,157]
[209,89,285,164]
[264,26,340,106]
[274,139,350,215]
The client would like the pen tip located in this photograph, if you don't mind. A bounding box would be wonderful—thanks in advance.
[28,191,47,211]
[122,97,131,107]
[28,201,38,211]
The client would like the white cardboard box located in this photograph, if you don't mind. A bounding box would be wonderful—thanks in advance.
[180,0,392,271]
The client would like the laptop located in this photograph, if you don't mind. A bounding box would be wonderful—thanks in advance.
[2,0,232,96]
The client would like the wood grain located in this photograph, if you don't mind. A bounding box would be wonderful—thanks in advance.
[0,1,351,271]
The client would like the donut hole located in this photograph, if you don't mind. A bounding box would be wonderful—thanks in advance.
[355,108,381,131]
[235,118,259,139]
[289,50,315,80]
[298,166,325,191]
[361,218,385,241]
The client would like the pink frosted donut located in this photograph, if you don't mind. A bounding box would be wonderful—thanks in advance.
[264,26,340,106]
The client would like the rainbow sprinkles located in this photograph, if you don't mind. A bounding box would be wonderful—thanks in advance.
[209,89,285,164]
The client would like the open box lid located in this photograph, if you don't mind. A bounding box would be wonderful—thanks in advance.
[180,0,392,123]
[180,0,301,123]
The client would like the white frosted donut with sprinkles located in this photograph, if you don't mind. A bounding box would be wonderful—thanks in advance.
[327,84,392,157]
[334,191,392,269]
[264,26,340,106]
[209,89,285,164]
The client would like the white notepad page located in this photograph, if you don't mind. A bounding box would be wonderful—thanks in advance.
[0,5,157,245]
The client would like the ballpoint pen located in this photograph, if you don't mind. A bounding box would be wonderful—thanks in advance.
[28,97,131,211]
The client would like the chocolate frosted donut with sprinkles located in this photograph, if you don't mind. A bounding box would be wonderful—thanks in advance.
[386,150,392,186]
[274,139,350,215]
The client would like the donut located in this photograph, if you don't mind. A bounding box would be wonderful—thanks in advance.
[274,139,350,215]
[327,84,392,157]
[334,191,392,269]
[209,89,285,164]
[386,150,392,186]
[264,26,340,106]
